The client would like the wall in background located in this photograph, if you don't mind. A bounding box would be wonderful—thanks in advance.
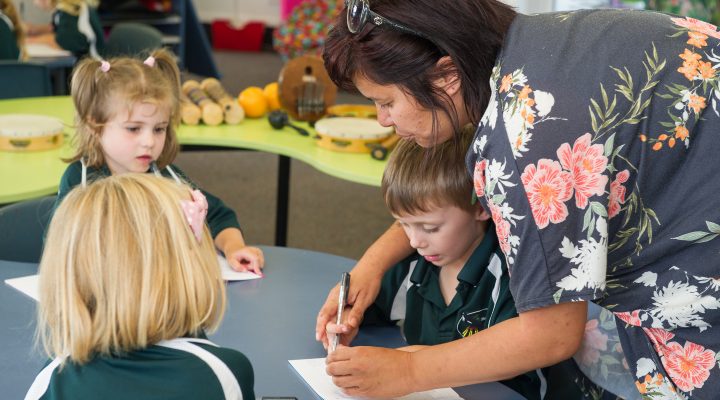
[195,0,281,25]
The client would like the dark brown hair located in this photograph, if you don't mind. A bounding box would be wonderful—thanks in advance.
[324,0,516,141]
[67,48,181,168]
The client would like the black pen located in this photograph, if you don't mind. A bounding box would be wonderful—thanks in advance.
[330,272,350,352]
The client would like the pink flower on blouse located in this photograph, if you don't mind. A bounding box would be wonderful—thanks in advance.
[489,202,512,256]
[615,310,642,326]
[577,319,609,366]
[557,133,609,209]
[473,159,487,198]
[608,169,630,219]
[672,16,720,39]
[644,327,676,349]
[521,158,573,229]
[661,340,716,392]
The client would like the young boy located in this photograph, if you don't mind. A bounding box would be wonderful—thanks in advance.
[358,128,612,400]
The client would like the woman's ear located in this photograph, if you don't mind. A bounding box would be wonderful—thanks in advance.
[434,56,461,96]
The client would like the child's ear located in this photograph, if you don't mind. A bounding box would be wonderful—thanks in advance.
[474,204,491,222]
[434,56,461,97]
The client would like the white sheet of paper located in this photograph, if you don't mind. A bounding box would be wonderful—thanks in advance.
[4,274,39,301]
[4,255,260,302]
[289,358,463,400]
[25,43,72,58]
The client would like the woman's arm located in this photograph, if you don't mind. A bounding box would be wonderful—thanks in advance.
[316,222,414,346]
[326,301,588,398]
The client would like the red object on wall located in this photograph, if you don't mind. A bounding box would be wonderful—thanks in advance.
[211,20,265,52]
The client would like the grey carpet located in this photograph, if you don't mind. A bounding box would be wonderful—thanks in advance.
[177,50,393,259]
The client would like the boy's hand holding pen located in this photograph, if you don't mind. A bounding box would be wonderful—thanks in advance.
[328,273,351,353]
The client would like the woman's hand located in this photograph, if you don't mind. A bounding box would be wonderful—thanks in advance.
[324,305,361,351]
[326,345,417,398]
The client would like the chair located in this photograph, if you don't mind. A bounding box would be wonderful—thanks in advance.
[0,196,56,263]
[0,61,52,99]
[104,22,164,57]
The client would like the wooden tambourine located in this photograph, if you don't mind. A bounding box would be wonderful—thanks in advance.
[313,117,394,153]
[0,114,64,152]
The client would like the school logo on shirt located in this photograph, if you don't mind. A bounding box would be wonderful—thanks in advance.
[457,308,488,338]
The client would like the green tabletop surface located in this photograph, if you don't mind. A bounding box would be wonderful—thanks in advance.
[0,96,386,204]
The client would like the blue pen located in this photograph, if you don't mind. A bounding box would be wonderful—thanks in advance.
[330,272,350,352]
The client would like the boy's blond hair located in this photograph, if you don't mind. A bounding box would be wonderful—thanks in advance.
[0,0,25,59]
[67,48,181,169]
[382,126,476,216]
[38,174,225,364]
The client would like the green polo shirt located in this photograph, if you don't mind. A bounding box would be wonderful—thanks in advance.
[363,226,597,400]
[31,337,255,400]
[0,11,20,60]
[53,160,241,238]
[52,7,105,58]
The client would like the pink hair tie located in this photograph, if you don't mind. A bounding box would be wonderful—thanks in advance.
[99,61,111,72]
[180,189,208,242]
[143,56,156,67]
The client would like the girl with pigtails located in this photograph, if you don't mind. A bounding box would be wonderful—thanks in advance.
[54,48,264,274]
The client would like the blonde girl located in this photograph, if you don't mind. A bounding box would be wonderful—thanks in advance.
[0,0,25,60]
[26,173,255,399]
[54,48,265,274]
[27,0,104,58]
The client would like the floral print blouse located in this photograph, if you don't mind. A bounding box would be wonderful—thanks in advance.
[468,9,720,399]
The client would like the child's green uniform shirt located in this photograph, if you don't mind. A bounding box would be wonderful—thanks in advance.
[0,10,20,60]
[363,226,605,400]
[54,160,241,238]
[52,7,104,57]
[27,337,255,400]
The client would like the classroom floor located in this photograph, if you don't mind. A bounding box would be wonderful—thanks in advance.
[177,50,393,260]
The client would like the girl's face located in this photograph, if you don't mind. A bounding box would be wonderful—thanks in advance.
[99,101,169,175]
[354,75,458,148]
[393,204,489,270]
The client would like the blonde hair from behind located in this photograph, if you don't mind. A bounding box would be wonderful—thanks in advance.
[67,47,181,168]
[382,125,477,216]
[0,0,26,60]
[38,173,225,364]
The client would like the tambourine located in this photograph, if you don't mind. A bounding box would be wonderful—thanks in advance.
[313,117,394,153]
[0,114,65,152]
[326,104,377,119]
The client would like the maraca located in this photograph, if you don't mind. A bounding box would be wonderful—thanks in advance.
[267,110,310,137]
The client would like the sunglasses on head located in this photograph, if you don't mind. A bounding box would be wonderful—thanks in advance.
[344,0,431,41]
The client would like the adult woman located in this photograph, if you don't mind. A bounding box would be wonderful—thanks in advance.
[317,1,720,399]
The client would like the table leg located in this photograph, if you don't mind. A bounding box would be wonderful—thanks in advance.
[275,155,290,246]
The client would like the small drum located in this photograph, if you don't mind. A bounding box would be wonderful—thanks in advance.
[314,117,394,153]
[0,114,65,152]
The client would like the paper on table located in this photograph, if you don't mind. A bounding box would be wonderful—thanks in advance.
[25,43,72,58]
[4,255,261,301]
[4,274,39,301]
[289,358,463,400]
[217,254,263,281]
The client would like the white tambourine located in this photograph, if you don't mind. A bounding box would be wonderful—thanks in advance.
[313,117,394,153]
[0,114,65,152]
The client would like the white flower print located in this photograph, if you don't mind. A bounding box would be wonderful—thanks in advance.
[650,280,720,331]
[636,357,656,377]
[635,271,658,287]
[481,75,499,130]
[473,134,487,155]
[696,276,720,291]
[556,219,608,293]
[533,90,555,117]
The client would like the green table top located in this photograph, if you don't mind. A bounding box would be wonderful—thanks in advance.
[0,96,386,204]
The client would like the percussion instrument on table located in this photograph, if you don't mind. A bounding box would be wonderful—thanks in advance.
[326,104,377,119]
[314,117,395,154]
[278,55,337,124]
[0,114,65,152]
